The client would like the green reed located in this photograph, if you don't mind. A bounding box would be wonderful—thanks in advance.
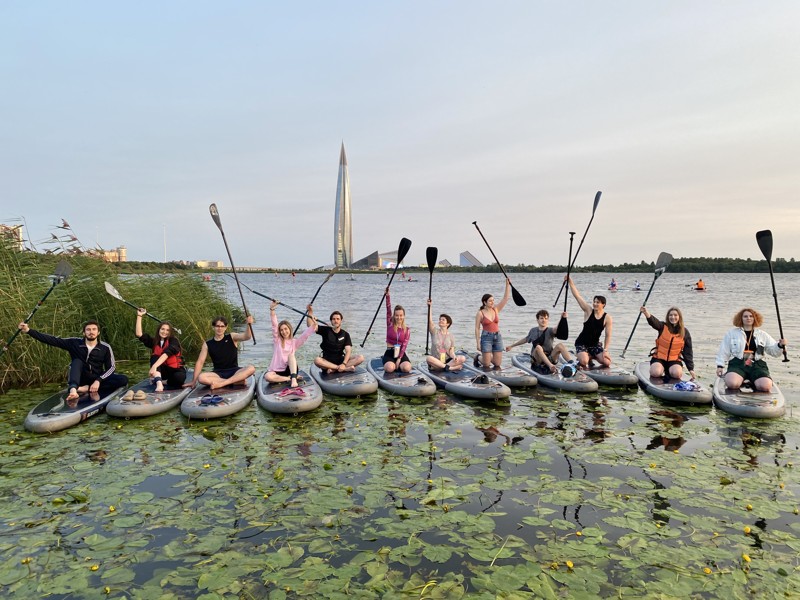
[0,238,242,391]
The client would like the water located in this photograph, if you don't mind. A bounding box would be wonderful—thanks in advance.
[1,272,798,598]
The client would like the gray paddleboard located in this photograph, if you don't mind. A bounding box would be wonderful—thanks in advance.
[366,357,437,397]
[634,362,711,404]
[309,364,378,397]
[24,386,126,433]
[255,369,323,414]
[181,375,255,419]
[107,370,194,418]
[510,354,598,393]
[456,350,538,387]
[580,356,638,386]
[712,377,786,418]
[417,362,511,400]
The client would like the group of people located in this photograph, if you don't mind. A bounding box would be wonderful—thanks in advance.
[16,274,789,400]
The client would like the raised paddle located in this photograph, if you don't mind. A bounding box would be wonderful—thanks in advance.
[229,275,329,326]
[361,237,412,347]
[1,259,73,357]
[552,191,602,307]
[292,266,337,335]
[620,252,673,358]
[756,230,789,362]
[209,203,255,344]
[425,246,438,355]
[555,232,576,340]
[104,282,182,335]
[471,221,526,306]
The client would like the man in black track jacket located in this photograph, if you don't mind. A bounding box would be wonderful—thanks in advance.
[18,320,128,401]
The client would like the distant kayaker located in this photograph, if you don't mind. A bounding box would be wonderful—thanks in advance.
[566,276,613,369]
[608,278,618,291]
[474,279,511,369]
[17,320,128,402]
[185,315,256,390]
[265,300,315,390]
[384,286,411,373]
[633,280,641,291]
[505,309,571,374]
[695,279,705,290]
[715,308,787,392]
[426,299,466,372]
[135,307,186,393]
[640,306,695,380]
[306,305,364,374]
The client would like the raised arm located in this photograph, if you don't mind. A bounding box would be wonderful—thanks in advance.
[231,315,255,343]
[306,304,318,332]
[566,276,590,314]
[496,278,511,312]
[426,299,436,334]
[135,308,146,337]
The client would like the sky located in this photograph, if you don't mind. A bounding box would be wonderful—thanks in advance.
[2,1,799,268]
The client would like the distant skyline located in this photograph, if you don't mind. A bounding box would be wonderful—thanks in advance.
[2,2,800,268]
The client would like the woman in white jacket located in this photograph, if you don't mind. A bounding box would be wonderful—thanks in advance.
[715,308,787,392]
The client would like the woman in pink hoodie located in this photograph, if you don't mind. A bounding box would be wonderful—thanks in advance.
[265,300,316,389]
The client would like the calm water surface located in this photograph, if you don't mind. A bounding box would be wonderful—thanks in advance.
[1,272,798,598]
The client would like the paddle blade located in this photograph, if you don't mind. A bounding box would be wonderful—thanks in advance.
[555,318,568,340]
[654,252,673,277]
[209,203,223,231]
[592,191,602,213]
[104,281,124,301]
[54,259,73,282]
[756,230,773,261]
[426,247,438,273]
[397,237,412,264]
[511,284,526,307]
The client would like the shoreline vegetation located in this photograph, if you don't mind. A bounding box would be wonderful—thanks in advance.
[0,239,242,391]
[108,256,799,274]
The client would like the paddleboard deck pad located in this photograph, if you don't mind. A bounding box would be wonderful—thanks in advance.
[712,377,786,418]
[25,386,126,433]
[511,354,598,393]
[366,358,436,397]
[107,371,194,418]
[417,362,511,400]
[181,375,255,419]
[634,362,712,404]
[457,351,538,387]
[256,369,323,413]
[309,364,378,397]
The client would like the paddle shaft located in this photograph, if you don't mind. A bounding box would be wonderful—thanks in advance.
[555,233,576,340]
[563,232,576,314]
[472,222,525,305]
[361,238,412,347]
[293,268,336,335]
[425,247,438,355]
[2,279,59,355]
[764,257,790,363]
[552,191,602,308]
[619,253,672,359]
[233,277,328,326]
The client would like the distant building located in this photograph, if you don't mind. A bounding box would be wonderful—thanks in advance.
[438,259,452,267]
[0,224,24,251]
[459,251,483,267]
[103,246,127,263]
[195,260,224,269]
[333,142,353,268]
[351,251,379,270]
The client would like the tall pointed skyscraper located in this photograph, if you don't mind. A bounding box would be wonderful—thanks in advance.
[333,142,353,268]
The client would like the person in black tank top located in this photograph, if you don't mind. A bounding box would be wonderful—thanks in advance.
[184,315,256,390]
[566,276,613,369]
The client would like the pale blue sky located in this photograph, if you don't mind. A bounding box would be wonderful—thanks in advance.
[2,2,799,268]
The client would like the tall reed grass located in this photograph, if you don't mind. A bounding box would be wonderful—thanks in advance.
[0,238,242,391]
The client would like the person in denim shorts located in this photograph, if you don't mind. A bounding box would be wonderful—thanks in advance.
[474,279,511,369]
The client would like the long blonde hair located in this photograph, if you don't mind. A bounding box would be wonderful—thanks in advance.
[392,305,407,333]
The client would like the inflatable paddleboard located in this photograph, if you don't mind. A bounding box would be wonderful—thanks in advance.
[309,364,378,397]
[255,369,323,414]
[456,351,538,388]
[510,354,598,393]
[107,371,194,418]
[417,362,511,400]
[25,385,126,433]
[634,362,712,404]
[181,375,255,419]
[366,357,436,397]
[712,378,785,418]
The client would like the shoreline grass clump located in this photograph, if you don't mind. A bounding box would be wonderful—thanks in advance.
[0,237,242,391]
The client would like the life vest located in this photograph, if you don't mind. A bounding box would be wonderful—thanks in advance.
[653,327,684,362]
[152,339,183,369]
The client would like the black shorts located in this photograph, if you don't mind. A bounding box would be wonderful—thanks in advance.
[382,348,410,365]
[321,352,345,365]
[273,367,291,377]
[575,344,603,357]
[214,367,241,379]
[650,357,683,371]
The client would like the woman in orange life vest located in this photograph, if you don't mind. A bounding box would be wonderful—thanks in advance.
[639,306,695,380]
[135,307,186,392]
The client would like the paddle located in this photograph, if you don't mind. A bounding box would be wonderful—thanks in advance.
[471,222,525,306]
[620,252,673,358]
[2,260,72,357]
[292,266,337,335]
[756,230,789,362]
[104,282,182,335]
[555,232,576,340]
[361,237,412,347]
[209,203,255,344]
[552,191,602,307]
[425,246,438,355]
[230,275,329,326]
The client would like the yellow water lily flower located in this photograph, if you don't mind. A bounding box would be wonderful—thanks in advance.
[108,506,115,512]
[742,554,751,563]
[566,560,574,569]
[703,567,712,574]
[90,564,99,571]
[743,526,751,535]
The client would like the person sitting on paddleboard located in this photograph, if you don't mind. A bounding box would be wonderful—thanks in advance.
[426,299,466,372]
[715,308,787,392]
[608,278,618,291]
[135,308,186,392]
[474,279,511,369]
[185,315,256,390]
[640,306,695,380]
[505,309,571,374]
[265,300,316,389]
[17,320,128,402]
[306,306,364,374]
[383,286,411,373]
[634,280,641,291]
[566,276,613,369]
[695,279,705,290]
